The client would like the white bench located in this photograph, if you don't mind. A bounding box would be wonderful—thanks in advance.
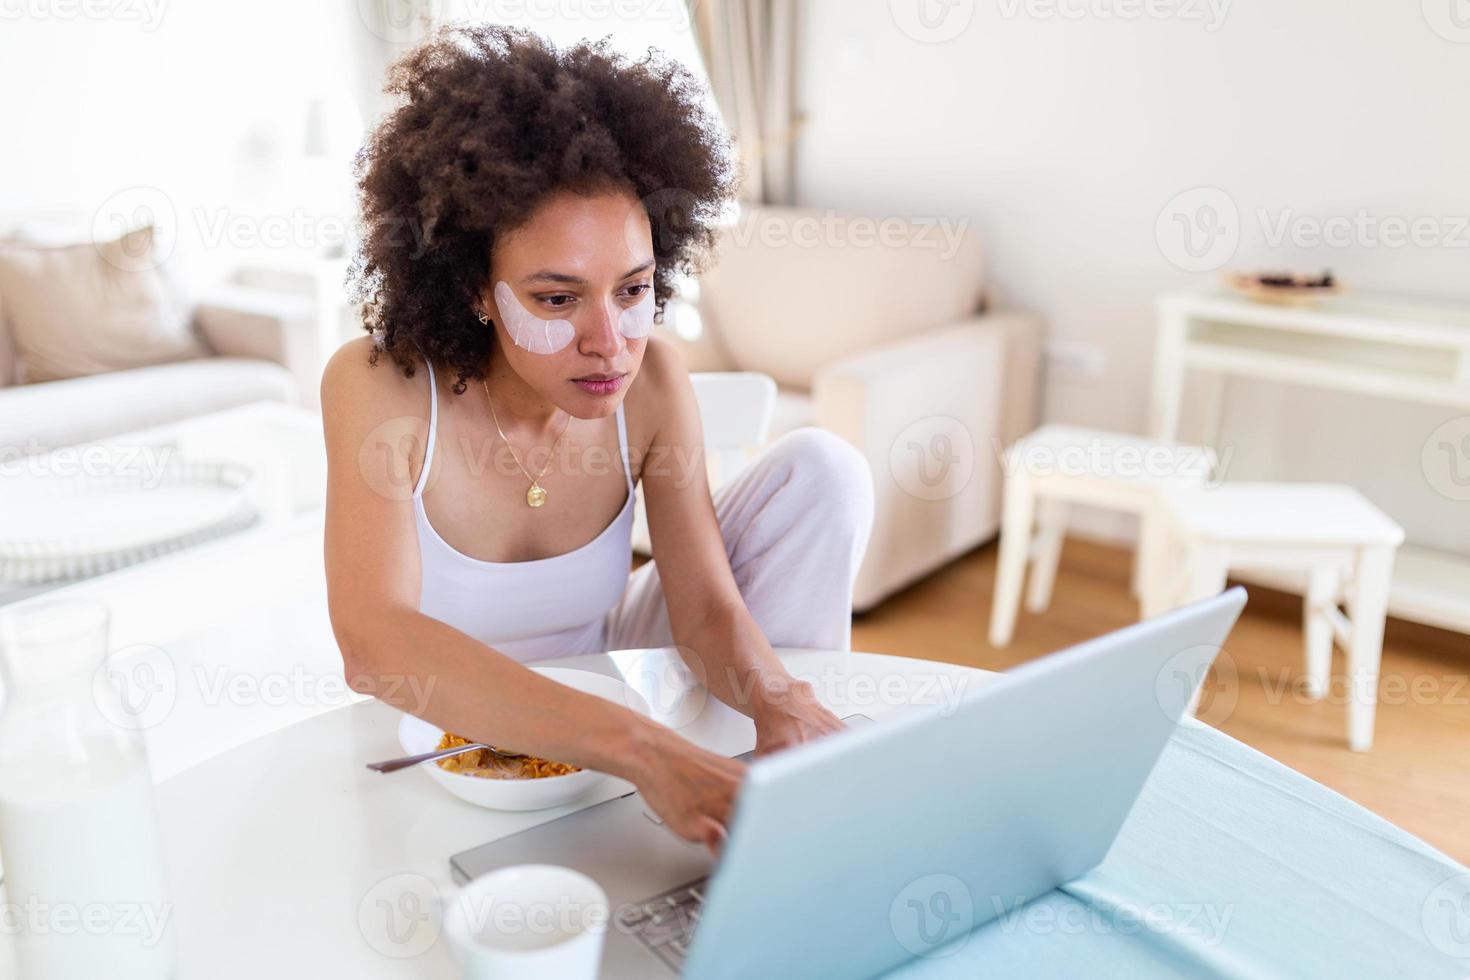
[1152,483,1404,751]
[988,425,1216,647]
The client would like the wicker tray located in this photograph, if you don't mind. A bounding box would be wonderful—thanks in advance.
[1224,272,1345,305]
[0,458,258,585]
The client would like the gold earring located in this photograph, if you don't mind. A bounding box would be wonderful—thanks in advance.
[476,310,490,324]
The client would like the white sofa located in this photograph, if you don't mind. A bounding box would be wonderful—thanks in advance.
[0,285,313,453]
[669,205,1042,611]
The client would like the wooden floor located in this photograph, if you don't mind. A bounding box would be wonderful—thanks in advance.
[852,538,1470,865]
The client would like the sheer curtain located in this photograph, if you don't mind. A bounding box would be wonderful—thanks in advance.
[686,0,800,205]
[342,0,437,128]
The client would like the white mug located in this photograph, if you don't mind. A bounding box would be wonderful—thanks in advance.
[443,864,610,980]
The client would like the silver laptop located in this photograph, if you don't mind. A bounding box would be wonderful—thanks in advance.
[451,588,1246,978]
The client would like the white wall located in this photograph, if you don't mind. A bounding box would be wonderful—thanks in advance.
[794,0,1470,551]
[0,1,364,287]
[3,1,1466,549]
[0,1,705,292]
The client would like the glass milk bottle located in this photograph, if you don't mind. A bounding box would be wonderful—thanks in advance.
[0,601,176,979]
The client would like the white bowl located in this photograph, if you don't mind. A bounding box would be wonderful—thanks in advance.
[398,667,652,811]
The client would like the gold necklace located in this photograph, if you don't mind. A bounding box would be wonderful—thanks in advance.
[482,378,571,509]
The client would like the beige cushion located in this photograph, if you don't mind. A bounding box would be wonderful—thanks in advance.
[695,205,987,389]
[0,288,14,387]
[0,226,204,383]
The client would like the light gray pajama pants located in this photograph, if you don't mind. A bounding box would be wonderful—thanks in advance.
[605,428,875,653]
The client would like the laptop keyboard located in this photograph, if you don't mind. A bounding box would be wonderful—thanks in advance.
[617,877,709,969]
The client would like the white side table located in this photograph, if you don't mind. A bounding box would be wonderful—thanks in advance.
[1149,290,1470,636]
[988,425,1216,647]
[1154,483,1405,751]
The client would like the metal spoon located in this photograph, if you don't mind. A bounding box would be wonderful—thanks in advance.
[366,742,525,774]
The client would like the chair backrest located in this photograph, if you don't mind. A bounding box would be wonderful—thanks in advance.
[690,371,777,488]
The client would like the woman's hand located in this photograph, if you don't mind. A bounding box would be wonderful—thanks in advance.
[752,676,846,757]
[625,726,747,856]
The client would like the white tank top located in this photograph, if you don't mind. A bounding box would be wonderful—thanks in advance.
[412,359,635,662]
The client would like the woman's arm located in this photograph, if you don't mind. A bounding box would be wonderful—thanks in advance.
[634,340,844,753]
[320,340,740,850]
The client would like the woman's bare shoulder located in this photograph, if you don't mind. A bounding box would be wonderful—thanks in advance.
[319,336,435,477]
[321,337,426,420]
[318,336,440,502]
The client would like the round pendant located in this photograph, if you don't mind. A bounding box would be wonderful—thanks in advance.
[526,484,548,508]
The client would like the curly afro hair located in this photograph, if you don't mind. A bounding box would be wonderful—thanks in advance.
[350,24,737,393]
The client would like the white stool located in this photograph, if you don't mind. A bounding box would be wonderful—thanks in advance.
[988,425,1217,648]
[1153,483,1405,751]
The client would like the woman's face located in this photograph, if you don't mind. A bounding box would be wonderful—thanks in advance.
[482,189,655,419]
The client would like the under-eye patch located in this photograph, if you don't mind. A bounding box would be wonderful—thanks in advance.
[617,289,655,340]
[494,281,575,355]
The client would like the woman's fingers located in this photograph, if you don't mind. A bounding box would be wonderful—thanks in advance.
[635,737,746,852]
[669,809,726,852]
[699,815,728,857]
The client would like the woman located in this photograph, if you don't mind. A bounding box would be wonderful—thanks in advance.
[322,25,873,853]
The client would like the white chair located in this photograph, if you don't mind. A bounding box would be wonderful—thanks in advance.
[1151,483,1405,751]
[686,371,778,486]
[631,371,777,554]
[988,425,1217,648]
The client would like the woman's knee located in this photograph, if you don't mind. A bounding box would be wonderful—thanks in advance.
[766,428,875,540]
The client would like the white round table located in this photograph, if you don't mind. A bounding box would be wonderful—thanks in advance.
[149,647,993,979]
